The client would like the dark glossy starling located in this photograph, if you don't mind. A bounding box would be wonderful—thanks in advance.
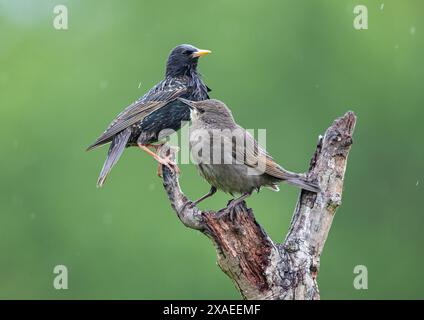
[87,44,211,187]
[179,98,320,214]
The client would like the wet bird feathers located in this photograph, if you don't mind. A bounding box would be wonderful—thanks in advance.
[193,127,312,191]
[187,100,320,194]
[87,45,210,187]
[87,79,193,151]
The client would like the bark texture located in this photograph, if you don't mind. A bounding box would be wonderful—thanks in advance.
[160,111,356,300]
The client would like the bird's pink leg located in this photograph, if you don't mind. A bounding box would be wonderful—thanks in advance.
[143,143,166,176]
[138,143,180,177]
[145,143,164,152]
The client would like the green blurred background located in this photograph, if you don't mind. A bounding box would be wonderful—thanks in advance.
[0,0,423,299]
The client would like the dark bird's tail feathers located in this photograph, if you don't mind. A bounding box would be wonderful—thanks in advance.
[283,172,320,193]
[96,129,131,188]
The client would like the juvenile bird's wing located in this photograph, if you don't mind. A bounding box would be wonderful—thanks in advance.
[87,85,187,150]
[234,127,319,192]
[227,126,289,179]
[215,125,320,192]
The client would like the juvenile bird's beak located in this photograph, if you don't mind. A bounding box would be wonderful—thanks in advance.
[191,49,211,58]
[178,97,196,109]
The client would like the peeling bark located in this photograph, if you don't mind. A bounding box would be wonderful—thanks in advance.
[159,111,356,300]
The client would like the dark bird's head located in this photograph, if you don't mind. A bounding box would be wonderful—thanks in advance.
[166,44,211,77]
[179,98,235,127]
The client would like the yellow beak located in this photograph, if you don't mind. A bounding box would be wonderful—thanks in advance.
[192,49,211,58]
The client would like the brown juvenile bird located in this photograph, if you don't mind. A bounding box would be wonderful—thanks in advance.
[179,98,320,215]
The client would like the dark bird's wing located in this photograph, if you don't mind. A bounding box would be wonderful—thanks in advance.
[87,85,187,151]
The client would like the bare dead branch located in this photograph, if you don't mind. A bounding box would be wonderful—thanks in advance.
[159,111,356,300]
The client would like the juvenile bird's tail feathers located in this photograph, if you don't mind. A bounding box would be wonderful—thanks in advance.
[282,172,320,193]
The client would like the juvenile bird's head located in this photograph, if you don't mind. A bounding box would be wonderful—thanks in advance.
[166,44,211,77]
[179,98,235,128]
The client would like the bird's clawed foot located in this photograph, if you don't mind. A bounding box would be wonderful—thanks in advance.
[180,186,217,213]
[156,153,180,177]
[216,208,236,221]
[216,192,252,221]
[180,200,196,213]
[146,143,165,152]
[138,143,180,177]
[216,199,238,221]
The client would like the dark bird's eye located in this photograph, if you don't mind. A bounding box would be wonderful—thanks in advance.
[184,49,194,55]
[198,108,205,114]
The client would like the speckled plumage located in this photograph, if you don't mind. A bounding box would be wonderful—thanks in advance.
[87,44,211,187]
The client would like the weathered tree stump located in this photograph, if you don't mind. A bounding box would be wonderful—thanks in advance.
[160,111,356,300]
